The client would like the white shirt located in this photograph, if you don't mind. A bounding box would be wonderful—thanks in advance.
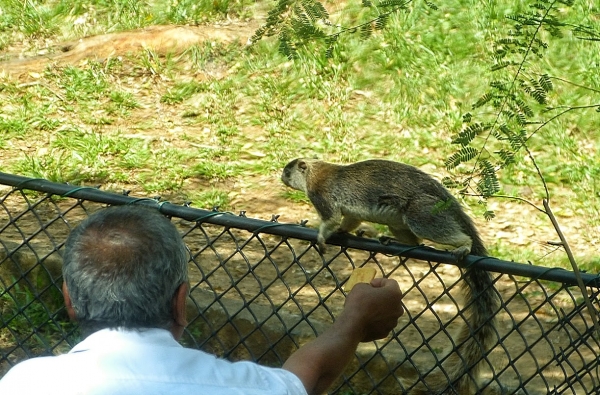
[0,328,307,395]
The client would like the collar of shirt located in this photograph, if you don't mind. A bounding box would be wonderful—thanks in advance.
[70,327,180,354]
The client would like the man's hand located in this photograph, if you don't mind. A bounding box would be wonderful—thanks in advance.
[340,277,404,342]
[283,277,404,395]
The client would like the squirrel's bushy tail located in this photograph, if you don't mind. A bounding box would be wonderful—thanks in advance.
[408,237,499,394]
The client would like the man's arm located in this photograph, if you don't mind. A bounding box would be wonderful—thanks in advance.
[283,277,404,395]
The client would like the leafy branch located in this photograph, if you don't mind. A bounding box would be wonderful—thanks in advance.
[248,0,431,59]
[447,0,562,205]
[446,0,599,336]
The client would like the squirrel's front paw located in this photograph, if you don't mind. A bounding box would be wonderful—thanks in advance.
[451,246,471,261]
[316,235,328,254]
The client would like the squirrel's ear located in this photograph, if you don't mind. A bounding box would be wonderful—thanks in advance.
[298,160,307,172]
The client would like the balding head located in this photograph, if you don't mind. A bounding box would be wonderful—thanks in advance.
[62,205,189,336]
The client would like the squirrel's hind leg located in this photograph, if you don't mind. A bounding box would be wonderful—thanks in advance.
[339,215,363,234]
[388,225,421,246]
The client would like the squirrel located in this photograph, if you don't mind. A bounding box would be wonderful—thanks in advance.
[281,158,499,394]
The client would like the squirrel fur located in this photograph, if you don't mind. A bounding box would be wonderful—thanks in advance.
[281,158,499,394]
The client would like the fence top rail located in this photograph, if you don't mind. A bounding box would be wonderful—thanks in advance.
[1,171,598,289]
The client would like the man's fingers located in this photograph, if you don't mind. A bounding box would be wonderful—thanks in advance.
[370,277,401,290]
[369,277,385,288]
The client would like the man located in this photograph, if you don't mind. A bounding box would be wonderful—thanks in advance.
[0,205,404,394]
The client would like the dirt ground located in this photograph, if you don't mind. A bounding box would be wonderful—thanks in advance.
[0,24,598,394]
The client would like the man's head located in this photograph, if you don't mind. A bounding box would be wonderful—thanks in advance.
[62,205,189,338]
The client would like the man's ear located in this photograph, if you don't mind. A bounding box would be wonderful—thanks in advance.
[171,282,189,340]
[62,282,77,321]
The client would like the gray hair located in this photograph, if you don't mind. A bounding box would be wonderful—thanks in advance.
[62,205,189,335]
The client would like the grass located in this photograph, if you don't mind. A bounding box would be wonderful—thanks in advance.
[282,190,310,204]
[107,90,141,115]
[0,0,598,267]
[161,81,206,104]
[0,281,79,359]
[189,188,232,210]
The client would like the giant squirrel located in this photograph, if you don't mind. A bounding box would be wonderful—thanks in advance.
[281,158,500,394]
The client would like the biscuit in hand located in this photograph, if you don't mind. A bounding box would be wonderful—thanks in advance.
[344,266,377,292]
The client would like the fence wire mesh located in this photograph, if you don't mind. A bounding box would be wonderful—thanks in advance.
[0,172,599,394]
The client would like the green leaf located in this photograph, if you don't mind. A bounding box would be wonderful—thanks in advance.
[249,26,267,44]
[360,24,373,38]
[491,61,512,71]
[379,0,409,8]
[500,109,516,122]
[490,80,509,91]
[441,176,463,189]
[531,2,549,11]
[483,210,496,221]
[539,74,553,92]
[325,34,339,58]
[452,123,490,146]
[476,160,500,196]
[425,1,438,10]
[445,146,478,169]
[507,129,527,151]
[293,6,311,25]
[496,149,516,166]
[514,99,533,117]
[530,89,546,104]
[473,92,494,109]
[375,14,389,30]
[291,15,325,39]
[431,198,453,215]
[278,30,297,59]
[497,38,519,46]
[302,0,329,21]
[325,45,335,58]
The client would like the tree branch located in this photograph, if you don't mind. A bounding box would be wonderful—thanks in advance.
[462,192,547,215]
[543,199,600,339]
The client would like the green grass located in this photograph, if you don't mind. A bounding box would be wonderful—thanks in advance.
[0,281,79,357]
[189,188,232,210]
[107,90,141,115]
[161,81,207,104]
[57,64,110,102]
[0,0,598,267]
[282,190,310,204]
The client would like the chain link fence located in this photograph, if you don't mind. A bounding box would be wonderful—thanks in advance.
[1,172,599,394]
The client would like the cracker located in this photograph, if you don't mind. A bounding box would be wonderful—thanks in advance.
[344,266,377,292]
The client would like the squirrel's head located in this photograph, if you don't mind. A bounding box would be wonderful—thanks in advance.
[281,158,313,193]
